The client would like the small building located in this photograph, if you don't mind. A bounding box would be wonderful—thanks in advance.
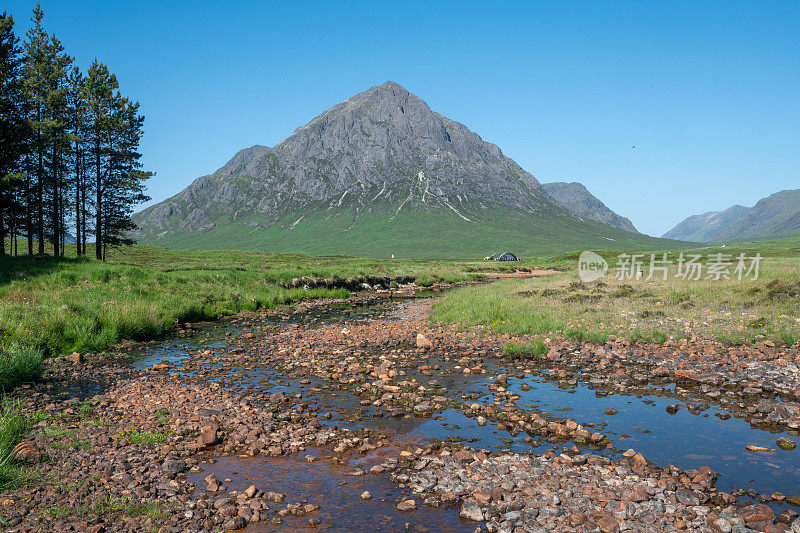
[484,252,520,262]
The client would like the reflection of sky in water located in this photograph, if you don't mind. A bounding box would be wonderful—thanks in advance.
[506,375,800,499]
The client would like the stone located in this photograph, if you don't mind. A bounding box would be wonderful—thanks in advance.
[460,501,484,521]
[162,459,186,478]
[416,333,432,349]
[199,425,218,447]
[778,437,797,451]
[361,491,372,500]
[396,499,416,511]
[222,516,247,530]
[11,441,41,464]
[739,504,775,524]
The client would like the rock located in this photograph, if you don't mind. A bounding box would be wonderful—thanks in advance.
[604,408,617,415]
[11,441,41,464]
[69,352,84,364]
[222,516,247,530]
[396,499,416,511]
[746,444,778,453]
[361,491,372,500]
[162,459,186,478]
[778,437,797,450]
[265,492,285,503]
[460,501,484,521]
[199,425,218,447]
[244,485,257,498]
[666,404,680,415]
[788,494,800,507]
[739,504,775,524]
[416,333,432,349]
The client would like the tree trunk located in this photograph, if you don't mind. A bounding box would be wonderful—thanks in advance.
[53,147,60,257]
[75,144,81,256]
[95,138,102,260]
[37,134,44,255]
[25,159,32,256]
[0,205,5,256]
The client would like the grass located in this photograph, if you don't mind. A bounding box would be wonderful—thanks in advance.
[0,243,524,357]
[432,238,800,346]
[124,430,170,446]
[503,338,548,360]
[0,344,44,392]
[0,399,29,490]
[45,494,177,520]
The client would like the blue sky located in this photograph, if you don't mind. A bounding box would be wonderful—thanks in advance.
[5,1,799,236]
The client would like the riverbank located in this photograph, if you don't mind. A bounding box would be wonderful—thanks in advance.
[2,295,799,531]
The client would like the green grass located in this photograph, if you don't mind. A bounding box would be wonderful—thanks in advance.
[124,430,170,446]
[432,238,800,346]
[45,494,177,520]
[0,345,44,392]
[503,338,548,360]
[0,399,29,489]
[0,243,502,356]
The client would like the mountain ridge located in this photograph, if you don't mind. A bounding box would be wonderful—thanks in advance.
[541,181,637,232]
[663,188,800,242]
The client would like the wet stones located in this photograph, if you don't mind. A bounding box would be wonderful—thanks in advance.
[396,499,416,511]
[778,436,797,450]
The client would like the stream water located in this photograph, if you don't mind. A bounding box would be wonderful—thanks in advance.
[129,296,800,524]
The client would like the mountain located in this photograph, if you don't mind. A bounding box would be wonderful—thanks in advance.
[662,205,750,241]
[663,189,800,242]
[132,81,675,258]
[541,182,637,232]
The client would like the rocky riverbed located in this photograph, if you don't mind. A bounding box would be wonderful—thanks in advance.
[3,289,800,532]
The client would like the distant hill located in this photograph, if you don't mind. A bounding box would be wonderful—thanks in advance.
[541,182,637,232]
[662,205,750,241]
[132,81,678,259]
[663,189,800,242]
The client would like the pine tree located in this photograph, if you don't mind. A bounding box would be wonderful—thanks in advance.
[101,96,151,259]
[0,11,27,255]
[67,66,88,255]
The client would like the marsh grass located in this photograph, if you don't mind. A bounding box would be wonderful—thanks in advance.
[432,252,800,346]
[0,345,44,392]
[0,399,28,489]
[0,244,529,356]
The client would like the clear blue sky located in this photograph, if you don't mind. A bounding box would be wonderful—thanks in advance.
[5,1,799,236]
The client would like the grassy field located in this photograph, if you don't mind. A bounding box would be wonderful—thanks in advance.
[0,242,535,359]
[432,237,800,347]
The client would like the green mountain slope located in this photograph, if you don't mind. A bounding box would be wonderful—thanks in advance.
[133,81,680,259]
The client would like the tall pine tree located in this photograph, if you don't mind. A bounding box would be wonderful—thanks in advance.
[0,12,26,255]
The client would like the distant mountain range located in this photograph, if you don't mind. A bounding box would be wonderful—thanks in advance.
[664,189,800,242]
[132,81,674,258]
